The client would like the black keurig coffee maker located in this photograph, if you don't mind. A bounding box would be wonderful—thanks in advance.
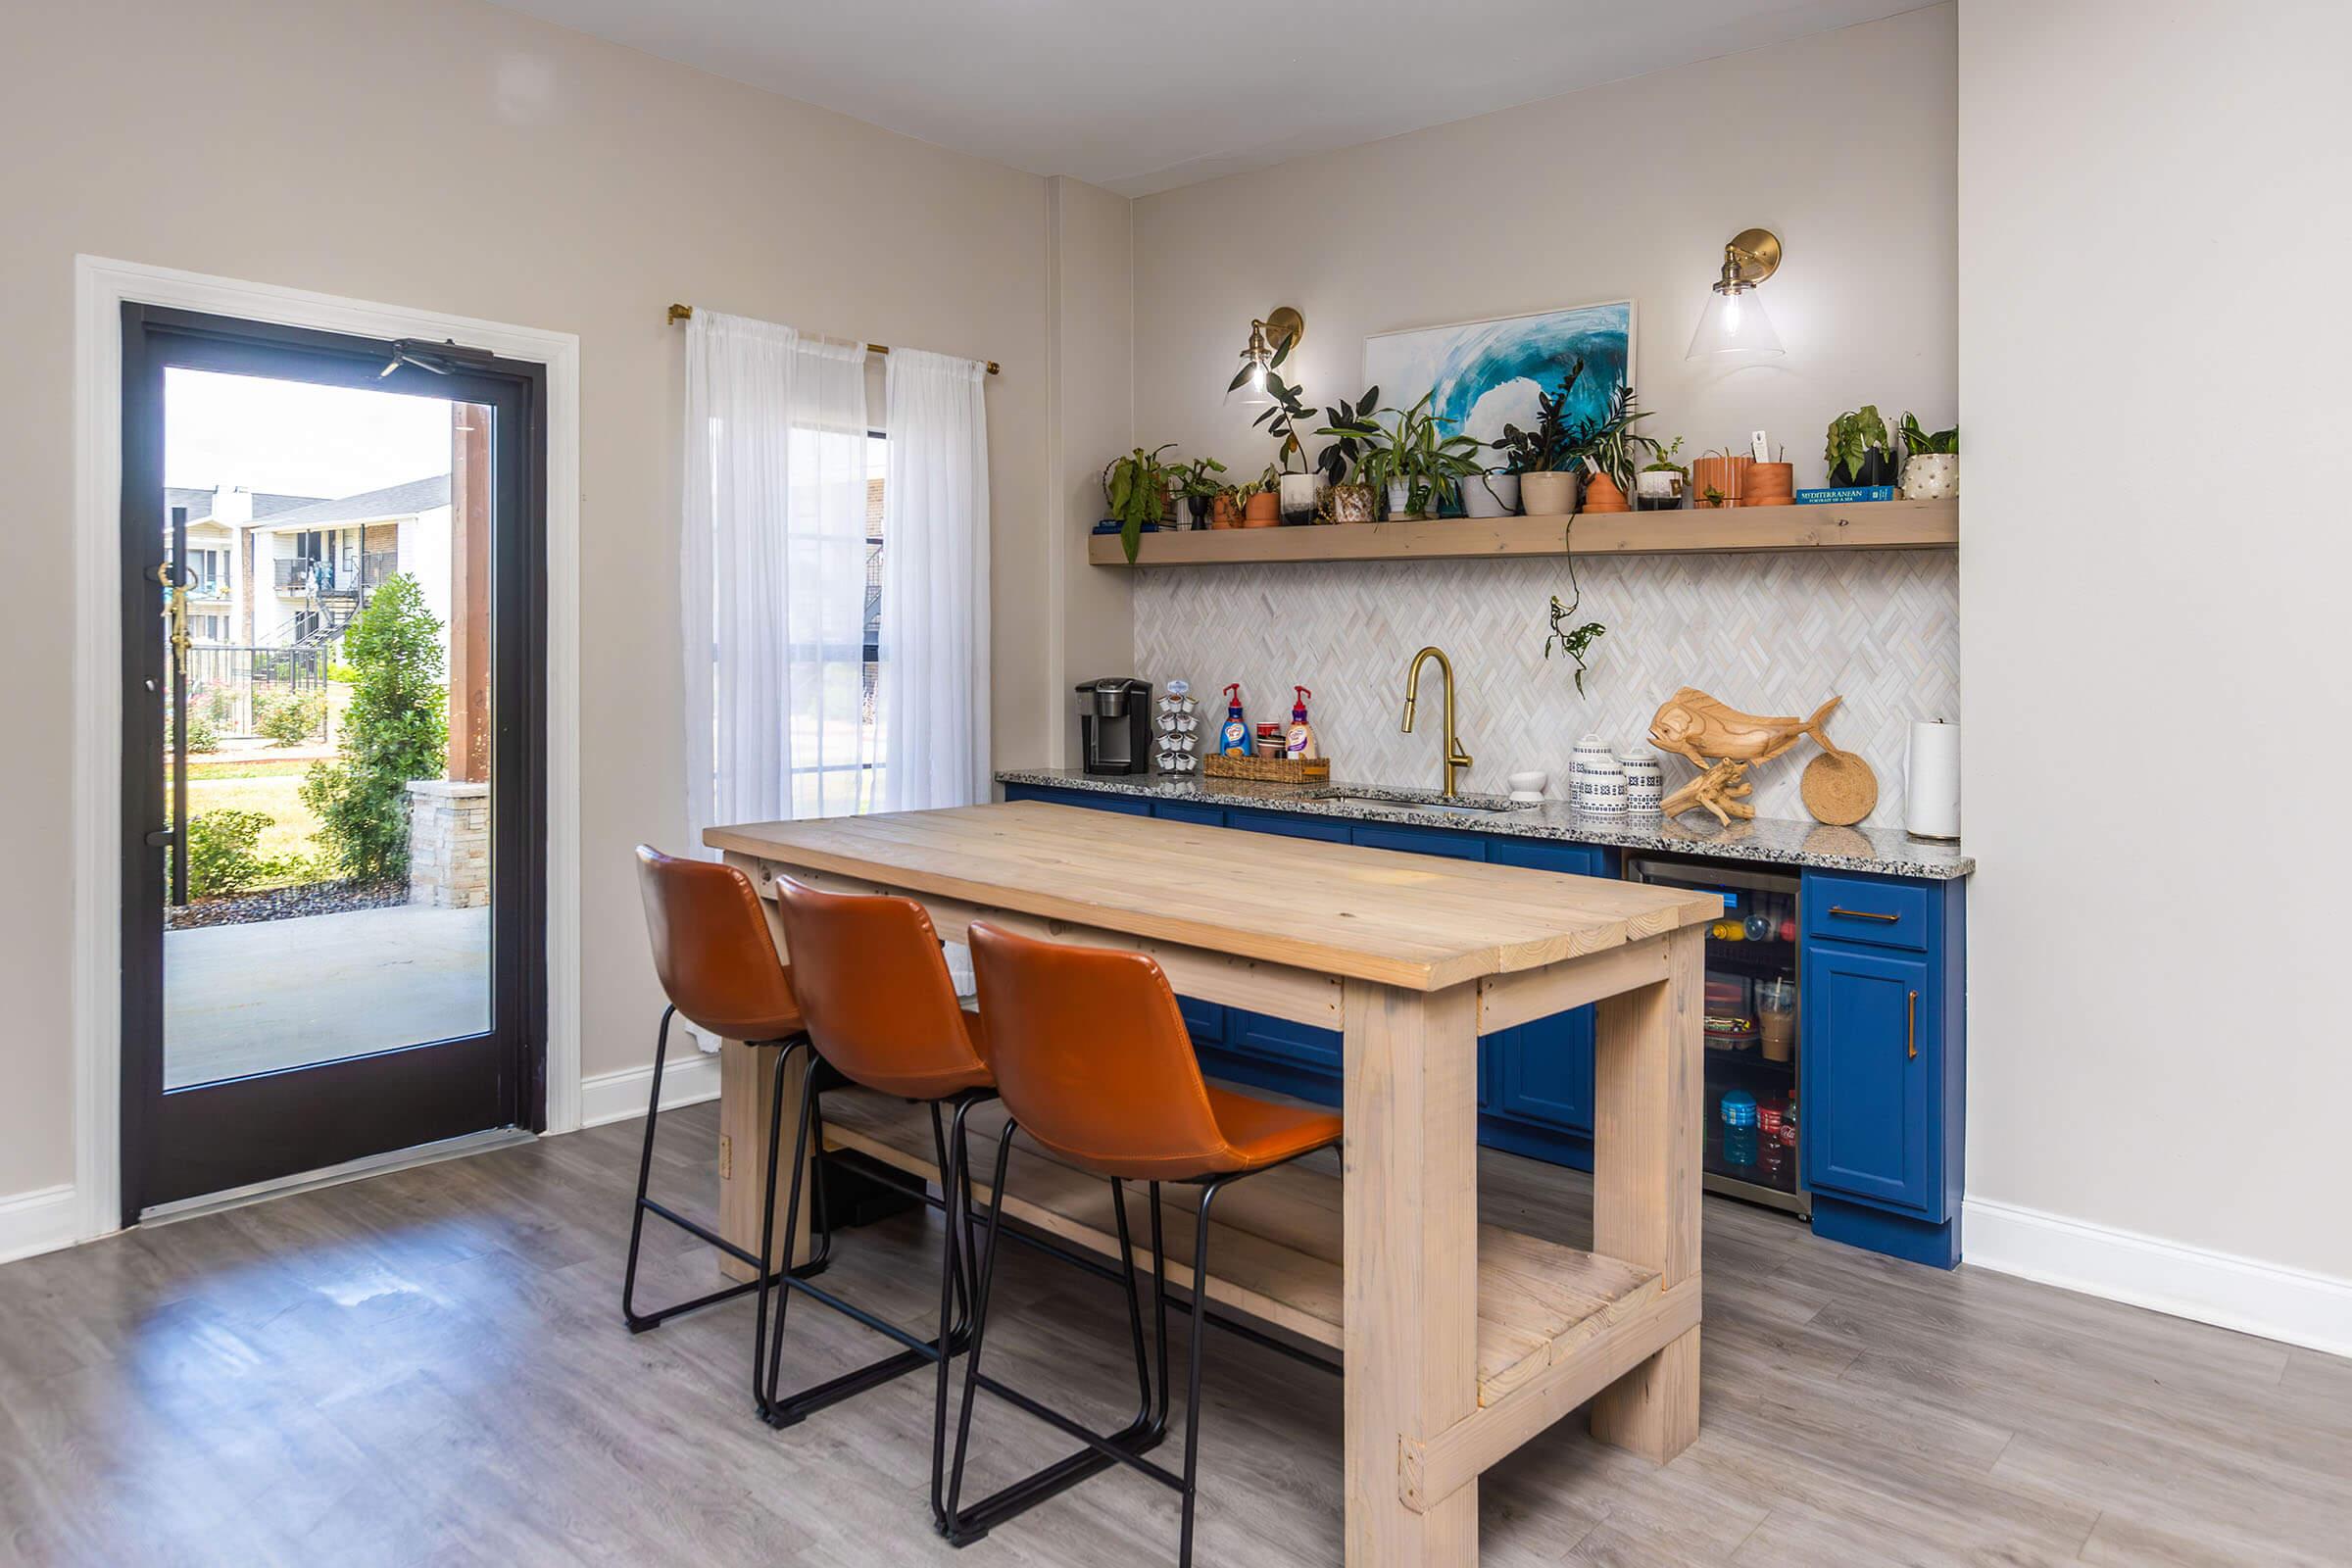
[1076,677,1152,774]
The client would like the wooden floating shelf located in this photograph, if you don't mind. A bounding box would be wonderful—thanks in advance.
[1087,497,1957,566]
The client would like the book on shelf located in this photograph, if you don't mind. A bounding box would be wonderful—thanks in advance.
[1794,485,1899,505]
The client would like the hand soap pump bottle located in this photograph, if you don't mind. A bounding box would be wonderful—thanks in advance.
[1217,683,1255,756]
[1285,686,1321,760]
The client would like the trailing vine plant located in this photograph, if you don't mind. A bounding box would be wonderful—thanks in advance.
[1541,516,1606,696]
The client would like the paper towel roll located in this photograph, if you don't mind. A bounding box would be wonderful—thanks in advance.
[1904,720,1962,841]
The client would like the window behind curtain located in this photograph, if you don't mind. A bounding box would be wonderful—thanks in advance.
[783,430,889,817]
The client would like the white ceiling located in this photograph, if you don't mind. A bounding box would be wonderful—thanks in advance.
[485,0,1931,197]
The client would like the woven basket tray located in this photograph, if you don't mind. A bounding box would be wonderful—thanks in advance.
[1201,752,1332,784]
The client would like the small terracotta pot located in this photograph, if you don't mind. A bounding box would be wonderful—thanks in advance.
[1690,454,1752,508]
[1581,473,1631,514]
[1519,470,1578,517]
[1744,462,1795,506]
[1209,495,1240,528]
[1242,490,1281,526]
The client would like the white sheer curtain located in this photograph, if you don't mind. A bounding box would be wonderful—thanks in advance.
[681,312,874,851]
[878,348,991,810]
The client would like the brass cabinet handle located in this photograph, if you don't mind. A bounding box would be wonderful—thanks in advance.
[1830,905,1900,923]
[1906,989,1919,1059]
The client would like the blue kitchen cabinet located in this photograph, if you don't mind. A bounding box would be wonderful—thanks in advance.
[1798,868,1966,1267]
[1001,779,1969,1266]
[1480,838,1612,1167]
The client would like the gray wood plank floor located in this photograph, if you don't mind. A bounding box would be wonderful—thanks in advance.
[2,1105,2344,1566]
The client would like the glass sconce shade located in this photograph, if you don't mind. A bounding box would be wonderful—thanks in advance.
[1686,283,1785,359]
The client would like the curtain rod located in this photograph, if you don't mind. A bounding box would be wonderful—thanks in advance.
[664,303,999,375]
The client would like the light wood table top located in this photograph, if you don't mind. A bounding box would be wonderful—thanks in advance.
[704,801,1717,992]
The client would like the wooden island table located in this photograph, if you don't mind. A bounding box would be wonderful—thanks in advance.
[704,802,1717,1566]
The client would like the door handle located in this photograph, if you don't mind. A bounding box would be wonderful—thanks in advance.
[1905,989,1918,1059]
[144,827,177,849]
[1830,905,1900,923]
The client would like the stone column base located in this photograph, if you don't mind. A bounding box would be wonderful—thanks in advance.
[407,779,490,908]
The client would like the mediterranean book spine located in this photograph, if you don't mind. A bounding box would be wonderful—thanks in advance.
[1794,485,1898,505]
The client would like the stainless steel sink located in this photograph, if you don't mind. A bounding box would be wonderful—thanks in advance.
[1315,793,1532,816]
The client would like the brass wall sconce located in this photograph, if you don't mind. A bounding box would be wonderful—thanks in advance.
[1686,228,1786,359]
[1225,306,1304,407]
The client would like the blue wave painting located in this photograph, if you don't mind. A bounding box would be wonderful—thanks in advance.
[1362,301,1634,451]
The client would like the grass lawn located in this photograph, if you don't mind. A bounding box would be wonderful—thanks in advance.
[184,769,322,887]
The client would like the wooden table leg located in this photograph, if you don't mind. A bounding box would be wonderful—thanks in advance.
[1589,925,1704,1461]
[715,855,813,1284]
[1343,979,1480,1567]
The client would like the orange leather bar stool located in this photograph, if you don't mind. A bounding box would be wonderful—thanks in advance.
[625,847,810,1418]
[762,875,1000,1526]
[946,921,1344,1566]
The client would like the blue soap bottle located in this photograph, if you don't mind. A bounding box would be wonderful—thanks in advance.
[1217,683,1255,756]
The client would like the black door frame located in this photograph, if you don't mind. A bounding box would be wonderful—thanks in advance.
[119,304,549,1220]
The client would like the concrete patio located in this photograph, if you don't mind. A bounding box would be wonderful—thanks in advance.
[164,903,490,1088]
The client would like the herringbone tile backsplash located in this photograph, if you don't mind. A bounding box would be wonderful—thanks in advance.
[1133,549,1958,826]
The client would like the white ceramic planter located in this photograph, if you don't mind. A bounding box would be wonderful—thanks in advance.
[1460,471,1520,517]
[1279,471,1321,525]
[1520,470,1579,517]
[1901,452,1958,501]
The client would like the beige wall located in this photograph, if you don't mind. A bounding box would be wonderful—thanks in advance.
[1044,176,1137,761]
[0,0,1055,1196]
[1959,0,2351,1285]
[1130,7,1957,503]
[1114,9,1960,813]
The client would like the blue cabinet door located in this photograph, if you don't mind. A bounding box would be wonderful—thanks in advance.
[1802,942,1934,1212]
[1483,839,1608,1134]
[1349,822,1488,861]
[1152,802,1225,827]
[1004,783,1151,815]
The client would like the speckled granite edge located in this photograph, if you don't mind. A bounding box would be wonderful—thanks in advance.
[995,768,1975,880]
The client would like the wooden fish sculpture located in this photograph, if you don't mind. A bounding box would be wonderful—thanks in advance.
[1648,688,1843,770]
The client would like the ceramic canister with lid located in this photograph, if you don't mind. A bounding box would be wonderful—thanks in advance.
[1570,734,1627,815]
[1618,749,1663,814]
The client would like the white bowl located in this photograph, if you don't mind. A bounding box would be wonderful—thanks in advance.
[1506,770,1547,797]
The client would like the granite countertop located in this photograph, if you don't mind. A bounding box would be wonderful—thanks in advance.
[995,767,1975,880]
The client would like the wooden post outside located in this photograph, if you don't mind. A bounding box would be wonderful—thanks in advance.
[1588,925,1704,1462]
[445,402,492,783]
[1343,979,1480,1567]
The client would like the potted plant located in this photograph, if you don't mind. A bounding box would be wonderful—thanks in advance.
[1247,358,1324,524]
[1899,412,1958,500]
[1311,384,1382,523]
[1102,443,1176,563]
[1689,446,1750,509]
[1576,383,1656,504]
[1236,465,1282,526]
[1164,456,1227,530]
[1635,435,1686,511]
[1825,405,1898,488]
[1345,394,1484,520]
[1494,361,1585,517]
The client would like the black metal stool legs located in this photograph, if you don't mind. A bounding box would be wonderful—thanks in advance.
[941,1122,1173,1547]
[760,1059,985,1430]
[622,1005,798,1334]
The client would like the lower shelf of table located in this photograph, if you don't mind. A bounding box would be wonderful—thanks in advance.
[819,1088,1671,1411]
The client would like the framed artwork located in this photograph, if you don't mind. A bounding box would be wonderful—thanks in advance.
[1362,300,1635,450]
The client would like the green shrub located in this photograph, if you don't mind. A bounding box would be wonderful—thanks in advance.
[255,692,324,747]
[303,574,446,882]
[165,710,220,756]
[187,808,299,897]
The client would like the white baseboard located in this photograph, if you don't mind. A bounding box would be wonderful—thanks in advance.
[579,1045,722,1129]
[0,1185,80,1266]
[1964,1197,2352,1359]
